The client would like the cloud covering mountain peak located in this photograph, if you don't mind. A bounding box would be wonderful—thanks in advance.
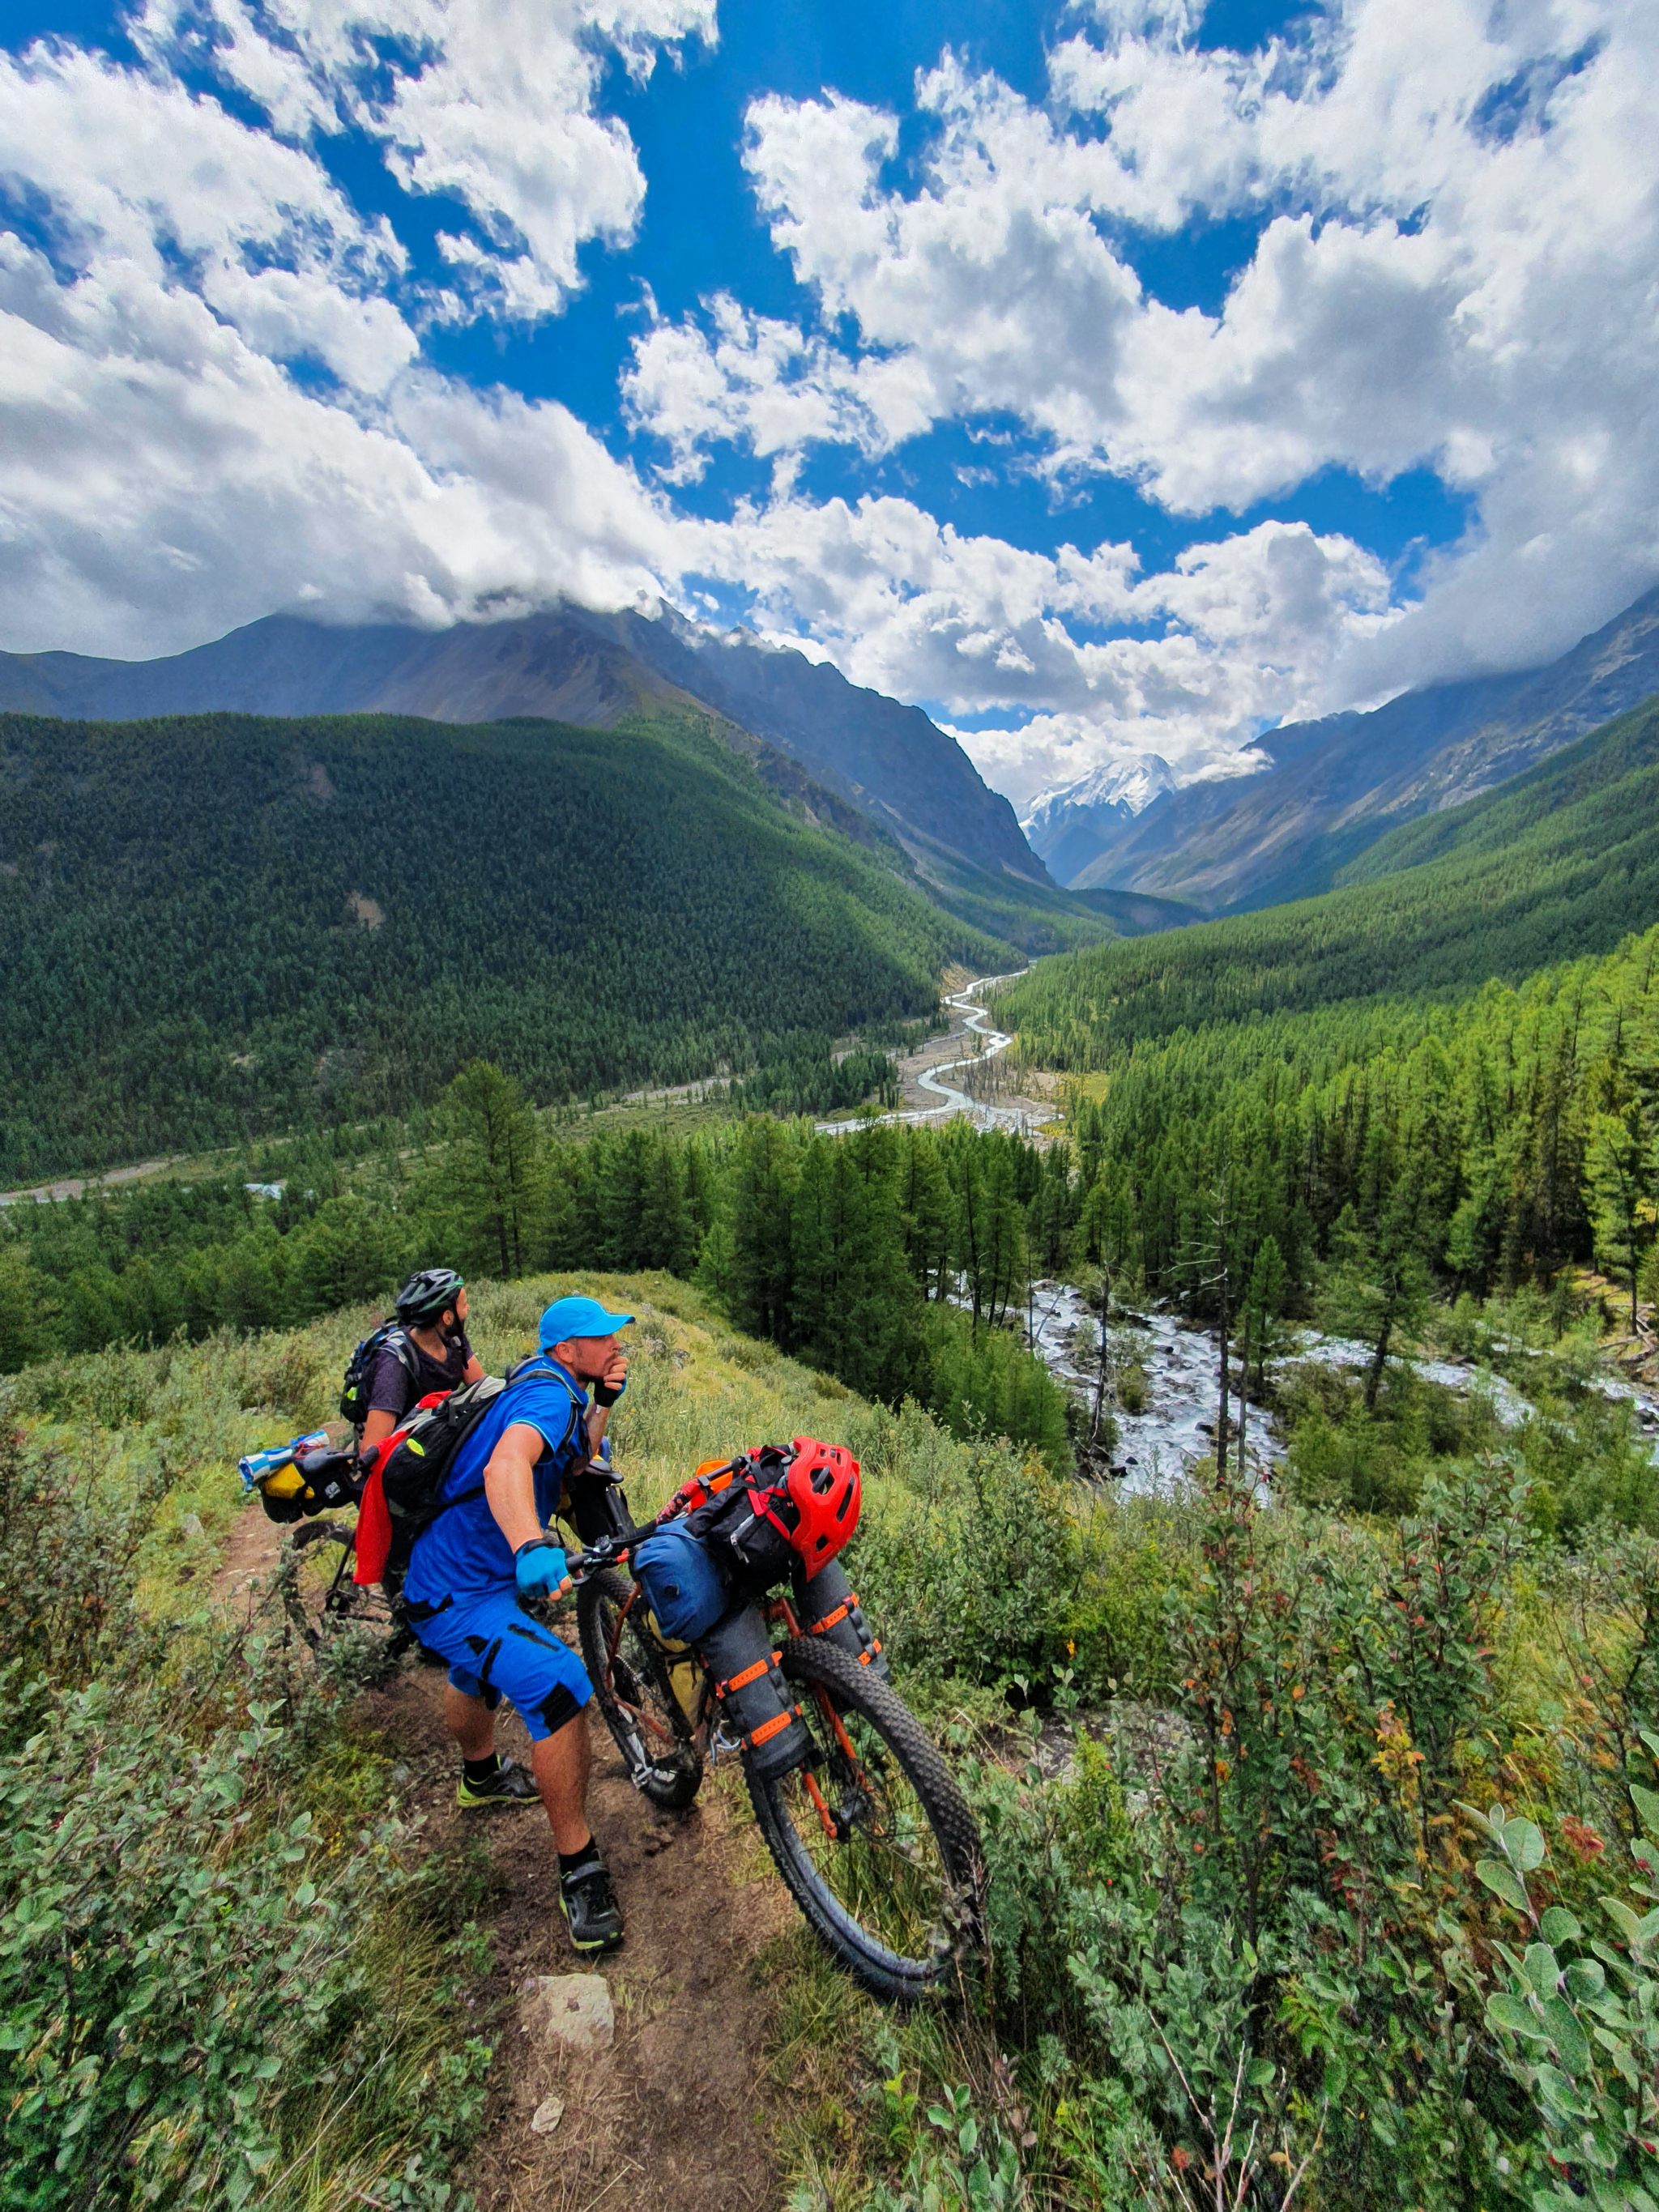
[1,0,1655,812]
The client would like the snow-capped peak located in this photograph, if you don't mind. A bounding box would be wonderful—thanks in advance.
[1020,754,1176,838]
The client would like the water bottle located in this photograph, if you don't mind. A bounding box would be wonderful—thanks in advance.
[238,1429,329,1492]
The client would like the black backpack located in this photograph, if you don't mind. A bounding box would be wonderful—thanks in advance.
[375,1357,582,1573]
[340,1323,420,1428]
[681,1446,799,1592]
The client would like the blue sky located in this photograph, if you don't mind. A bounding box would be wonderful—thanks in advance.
[1,0,1653,807]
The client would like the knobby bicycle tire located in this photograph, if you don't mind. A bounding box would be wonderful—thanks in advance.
[748,1637,982,2005]
[577,1568,704,1813]
[279,1519,399,1658]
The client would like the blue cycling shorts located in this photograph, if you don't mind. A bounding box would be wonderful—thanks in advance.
[406,1584,591,1743]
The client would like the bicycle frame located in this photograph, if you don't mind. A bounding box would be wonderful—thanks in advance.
[320,1536,358,1617]
[595,1575,877,1843]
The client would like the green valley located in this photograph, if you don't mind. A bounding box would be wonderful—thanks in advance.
[1002,691,1659,1060]
[0,707,1013,1180]
[4,684,1659,2212]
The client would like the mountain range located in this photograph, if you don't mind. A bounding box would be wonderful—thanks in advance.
[0,601,1051,889]
[1003,687,1659,1065]
[1018,755,1176,886]
[1021,583,1659,911]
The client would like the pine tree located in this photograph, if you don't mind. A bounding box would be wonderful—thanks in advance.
[638,1133,694,1274]
[437,1060,544,1278]
[1320,1201,1433,1412]
[1586,1104,1653,1335]
[727,1118,799,1343]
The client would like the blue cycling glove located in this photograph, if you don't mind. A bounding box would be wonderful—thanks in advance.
[515,1537,569,1599]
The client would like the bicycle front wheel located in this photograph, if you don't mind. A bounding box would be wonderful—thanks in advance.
[577,1570,704,1813]
[749,1638,982,2005]
[279,1519,396,1655]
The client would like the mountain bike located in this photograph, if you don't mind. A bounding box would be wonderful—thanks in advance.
[569,1516,983,2006]
[276,1515,412,1657]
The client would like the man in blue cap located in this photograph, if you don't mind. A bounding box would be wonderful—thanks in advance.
[403,1294,633,1953]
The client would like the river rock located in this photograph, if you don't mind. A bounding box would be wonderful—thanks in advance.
[530,2095,565,2135]
[519,1973,614,2055]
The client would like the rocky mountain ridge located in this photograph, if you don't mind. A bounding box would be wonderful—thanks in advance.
[1025,582,1659,910]
[0,603,1050,887]
[1020,752,1178,884]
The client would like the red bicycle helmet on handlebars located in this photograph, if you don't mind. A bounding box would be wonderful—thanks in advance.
[783,1436,861,1569]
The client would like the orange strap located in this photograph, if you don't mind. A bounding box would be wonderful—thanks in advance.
[748,1708,795,1748]
[719,1656,774,1695]
[809,1600,852,1634]
[858,1638,884,1665]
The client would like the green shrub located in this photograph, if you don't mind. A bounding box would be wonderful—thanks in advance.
[852,1439,1081,1690]
[0,1417,167,1720]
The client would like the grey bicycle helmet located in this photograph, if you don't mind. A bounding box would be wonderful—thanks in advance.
[394,1267,466,1327]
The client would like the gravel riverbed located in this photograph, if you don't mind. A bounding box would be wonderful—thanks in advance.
[1021,1279,1659,1494]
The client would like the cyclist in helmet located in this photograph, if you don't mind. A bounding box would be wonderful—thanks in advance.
[367,1269,539,1814]
[360,1268,485,1453]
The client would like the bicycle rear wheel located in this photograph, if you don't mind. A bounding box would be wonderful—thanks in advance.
[279,1519,398,1656]
[748,1638,981,2005]
[577,1569,704,1813]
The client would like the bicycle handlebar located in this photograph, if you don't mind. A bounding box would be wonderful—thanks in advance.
[564,1523,659,1585]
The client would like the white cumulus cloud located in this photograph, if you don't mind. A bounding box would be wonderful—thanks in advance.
[132,0,719,321]
[688,497,1394,808]
[2,0,1656,812]
[0,6,707,654]
[625,0,1659,776]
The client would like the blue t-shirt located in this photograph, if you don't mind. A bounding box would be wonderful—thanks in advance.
[404,1360,586,1605]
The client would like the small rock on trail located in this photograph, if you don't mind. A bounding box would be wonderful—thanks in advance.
[519,1974,614,2056]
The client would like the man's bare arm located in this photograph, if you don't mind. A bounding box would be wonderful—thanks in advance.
[484,1421,558,1554]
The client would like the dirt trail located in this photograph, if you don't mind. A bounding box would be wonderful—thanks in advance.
[375,1670,791,2212]
[211,1496,285,1609]
[220,1503,791,2212]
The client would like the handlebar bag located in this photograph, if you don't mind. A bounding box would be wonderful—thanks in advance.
[632,1523,731,1642]
[678,1438,861,1592]
[256,1447,358,1525]
[680,1447,796,1589]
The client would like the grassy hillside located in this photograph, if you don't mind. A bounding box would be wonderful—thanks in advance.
[1000,693,1659,1061]
[0,708,1011,1179]
[11,1274,1659,2210]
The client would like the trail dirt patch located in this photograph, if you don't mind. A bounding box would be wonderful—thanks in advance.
[211,1496,284,1610]
[215,1510,794,2207]
[360,1650,792,2212]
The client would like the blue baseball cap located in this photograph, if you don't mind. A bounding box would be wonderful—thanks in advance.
[539,1295,635,1347]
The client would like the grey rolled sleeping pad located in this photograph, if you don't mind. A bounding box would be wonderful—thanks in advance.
[795,1555,889,1683]
[697,1604,812,1780]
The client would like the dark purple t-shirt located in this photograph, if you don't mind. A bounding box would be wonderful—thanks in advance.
[367,1328,473,1421]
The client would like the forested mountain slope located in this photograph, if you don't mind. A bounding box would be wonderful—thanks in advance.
[573,603,1050,884]
[1001,693,1659,1063]
[0,708,1009,1180]
[0,600,1048,884]
[1033,582,1659,907]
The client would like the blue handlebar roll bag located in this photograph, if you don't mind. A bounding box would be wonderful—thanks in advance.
[633,1523,731,1641]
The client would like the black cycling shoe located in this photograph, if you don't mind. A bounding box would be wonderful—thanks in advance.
[559,1852,625,1954]
[456,1758,540,1811]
